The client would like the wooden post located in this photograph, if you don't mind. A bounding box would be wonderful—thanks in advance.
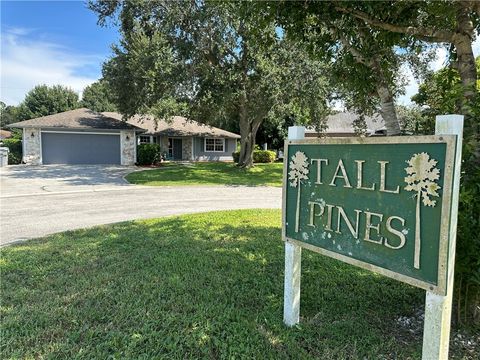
[284,126,305,326]
[422,115,464,359]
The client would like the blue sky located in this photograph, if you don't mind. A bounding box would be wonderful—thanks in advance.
[1,0,118,105]
[1,1,479,107]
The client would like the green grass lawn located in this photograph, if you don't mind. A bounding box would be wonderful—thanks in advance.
[1,210,476,359]
[126,162,283,187]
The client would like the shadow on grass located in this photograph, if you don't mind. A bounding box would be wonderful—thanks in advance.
[1,210,427,359]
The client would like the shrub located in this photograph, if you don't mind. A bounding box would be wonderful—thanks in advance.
[137,143,162,165]
[232,150,276,164]
[253,150,276,163]
[232,151,240,163]
[1,138,22,165]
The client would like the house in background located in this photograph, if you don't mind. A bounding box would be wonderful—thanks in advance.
[305,112,386,137]
[8,108,239,165]
[0,129,12,140]
[105,113,240,161]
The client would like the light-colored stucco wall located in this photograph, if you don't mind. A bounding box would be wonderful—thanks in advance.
[155,135,236,161]
[120,130,136,165]
[193,137,236,161]
[22,128,42,165]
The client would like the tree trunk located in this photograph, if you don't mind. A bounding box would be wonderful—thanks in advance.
[452,31,477,126]
[238,129,256,168]
[452,3,478,112]
[371,59,402,136]
[376,84,401,135]
[237,101,262,168]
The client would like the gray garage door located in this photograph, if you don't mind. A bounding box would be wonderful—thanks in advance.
[42,132,121,165]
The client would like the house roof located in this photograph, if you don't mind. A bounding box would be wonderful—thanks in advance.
[103,112,241,139]
[7,108,144,131]
[0,129,12,139]
[305,112,386,135]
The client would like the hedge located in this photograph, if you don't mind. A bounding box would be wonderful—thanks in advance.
[137,143,162,165]
[232,150,276,164]
[253,150,276,163]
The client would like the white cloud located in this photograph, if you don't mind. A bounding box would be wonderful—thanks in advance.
[0,28,104,105]
[397,37,480,106]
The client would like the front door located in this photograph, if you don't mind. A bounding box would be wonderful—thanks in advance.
[173,138,183,160]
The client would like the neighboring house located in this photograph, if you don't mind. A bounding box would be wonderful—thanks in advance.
[305,112,386,137]
[8,108,144,165]
[105,113,240,161]
[8,108,240,165]
[0,129,12,140]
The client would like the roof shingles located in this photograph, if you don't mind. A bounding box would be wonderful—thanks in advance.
[8,108,240,138]
[8,108,144,131]
[104,113,241,139]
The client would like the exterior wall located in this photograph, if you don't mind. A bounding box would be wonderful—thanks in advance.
[193,137,237,161]
[153,135,237,161]
[120,130,136,165]
[22,128,42,165]
[158,136,169,154]
[182,137,193,160]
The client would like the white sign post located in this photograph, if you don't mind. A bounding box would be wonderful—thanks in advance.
[283,126,305,326]
[422,114,463,360]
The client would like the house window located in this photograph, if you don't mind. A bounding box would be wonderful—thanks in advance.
[139,135,151,144]
[204,138,225,152]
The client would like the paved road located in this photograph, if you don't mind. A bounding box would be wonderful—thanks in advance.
[0,165,282,246]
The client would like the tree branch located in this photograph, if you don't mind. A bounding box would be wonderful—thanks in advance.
[334,5,455,43]
[329,27,370,66]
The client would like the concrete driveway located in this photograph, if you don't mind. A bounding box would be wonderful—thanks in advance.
[0,165,282,246]
[0,164,137,197]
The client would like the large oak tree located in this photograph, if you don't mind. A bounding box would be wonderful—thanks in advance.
[90,0,330,167]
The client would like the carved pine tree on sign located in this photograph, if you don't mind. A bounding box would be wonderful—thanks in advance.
[289,151,309,233]
[404,152,441,269]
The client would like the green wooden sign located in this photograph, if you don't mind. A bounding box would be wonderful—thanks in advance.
[282,136,457,295]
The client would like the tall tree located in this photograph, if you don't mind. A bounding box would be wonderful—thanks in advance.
[333,0,479,129]
[17,84,79,121]
[81,80,118,112]
[90,0,330,167]
[275,1,440,135]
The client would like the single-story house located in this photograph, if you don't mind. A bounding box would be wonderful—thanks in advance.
[305,112,386,137]
[8,108,240,165]
[105,112,240,161]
